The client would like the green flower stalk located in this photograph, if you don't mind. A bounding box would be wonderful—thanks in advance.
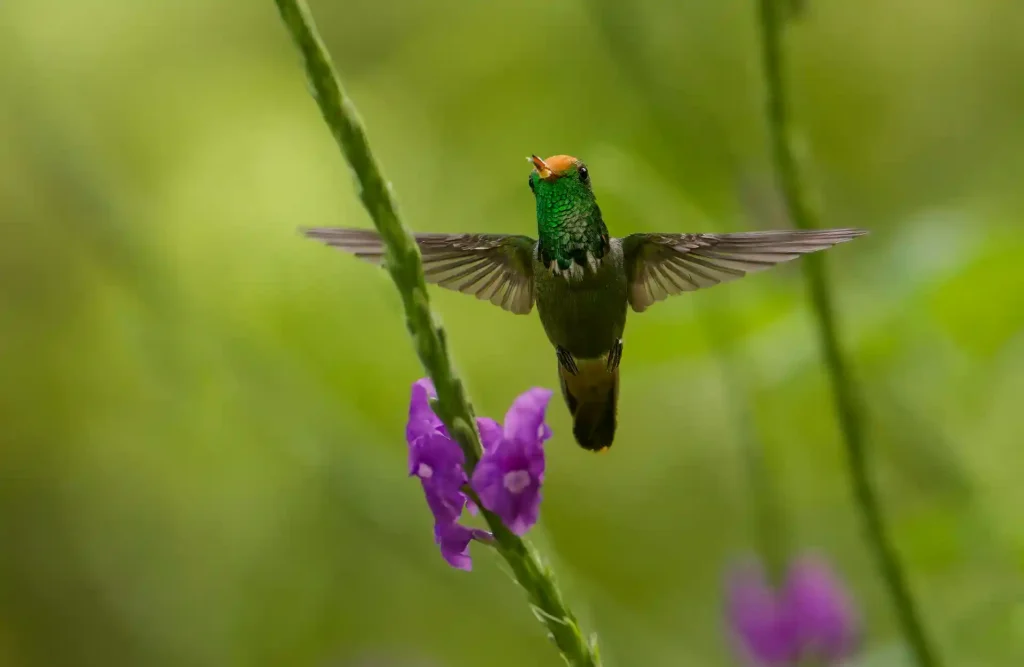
[271,0,600,664]
[754,1,942,665]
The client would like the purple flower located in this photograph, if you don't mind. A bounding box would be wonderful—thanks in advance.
[725,555,860,666]
[475,417,503,452]
[470,388,552,535]
[434,521,492,571]
[407,378,468,524]
[781,557,860,662]
[406,378,493,570]
[726,561,796,665]
[405,380,556,566]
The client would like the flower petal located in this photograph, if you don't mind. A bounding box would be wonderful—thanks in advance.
[420,480,466,525]
[470,444,543,536]
[408,426,469,526]
[406,378,443,443]
[724,560,799,665]
[470,528,494,544]
[506,484,540,535]
[503,388,554,447]
[782,556,860,662]
[469,455,507,518]
[476,417,503,452]
[434,520,476,571]
[409,432,464,479]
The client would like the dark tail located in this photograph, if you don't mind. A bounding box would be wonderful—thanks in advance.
[558,361,619,452]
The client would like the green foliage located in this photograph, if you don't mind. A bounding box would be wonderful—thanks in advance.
[1,0,1023,666]
[756,0,939,664]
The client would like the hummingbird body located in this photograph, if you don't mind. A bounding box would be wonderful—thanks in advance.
[304,154,867,452]
[533,237,628,451]
[532,238,628,359]
[525,154,630,451]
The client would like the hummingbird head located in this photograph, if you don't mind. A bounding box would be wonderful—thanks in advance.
[527,154,593,204]
[527,154,608,271]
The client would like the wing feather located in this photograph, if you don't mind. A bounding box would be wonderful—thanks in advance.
[302,227,537,314]
[622,228,867,312]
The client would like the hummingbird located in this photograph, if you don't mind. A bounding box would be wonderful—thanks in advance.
[303,154,866,452]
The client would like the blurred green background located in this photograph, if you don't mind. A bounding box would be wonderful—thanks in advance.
[2,0,1023,665]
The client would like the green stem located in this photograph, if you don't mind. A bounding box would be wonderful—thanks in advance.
[271,1,600,664]
[755,2,941,666]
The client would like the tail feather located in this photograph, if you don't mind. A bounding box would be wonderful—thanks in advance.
[558,359,619,451]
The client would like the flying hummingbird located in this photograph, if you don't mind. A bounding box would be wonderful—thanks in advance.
[304,154,866,452]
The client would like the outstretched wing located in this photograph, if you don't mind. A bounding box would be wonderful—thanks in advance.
[622,228,867,312]
[303,227,538,314]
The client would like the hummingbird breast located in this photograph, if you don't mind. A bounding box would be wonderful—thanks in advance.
[533,239,628,359]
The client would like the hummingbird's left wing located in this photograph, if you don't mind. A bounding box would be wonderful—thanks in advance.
[621,228,866,312]
[303,227,538,314]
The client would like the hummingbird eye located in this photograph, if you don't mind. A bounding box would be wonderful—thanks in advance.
[578,166,589,183]
[528,175,535,193]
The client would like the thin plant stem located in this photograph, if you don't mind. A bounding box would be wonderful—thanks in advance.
[271,1,600,664]
[754,1,941,665]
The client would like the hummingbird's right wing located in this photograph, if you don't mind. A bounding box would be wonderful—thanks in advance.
[622,228,867,312]
[302,227,538,314]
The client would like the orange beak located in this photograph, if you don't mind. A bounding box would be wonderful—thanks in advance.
[529,154,554,180]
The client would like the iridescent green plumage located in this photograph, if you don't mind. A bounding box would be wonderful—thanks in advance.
[529,159,609,271]
[303,154,868,451]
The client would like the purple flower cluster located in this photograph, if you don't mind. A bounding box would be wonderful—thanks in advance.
[405,378,552,570]
[725,556,860,666]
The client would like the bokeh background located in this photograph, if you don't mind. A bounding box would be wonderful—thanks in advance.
[3,0,1023,665]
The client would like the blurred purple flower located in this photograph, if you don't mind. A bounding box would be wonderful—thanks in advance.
[725,555,860,666]
[782,557,860,662]
[470,388,552,535]
[726,562,796,665]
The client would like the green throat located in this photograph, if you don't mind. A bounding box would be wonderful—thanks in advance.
[529,163,610,272]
